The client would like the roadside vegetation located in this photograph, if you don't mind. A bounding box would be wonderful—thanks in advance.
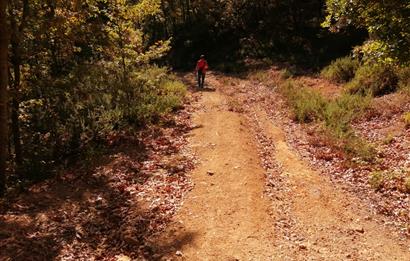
[278,78,374,161]
[320,56,359,84]
[0,1,188,194]
[278,51,410,192]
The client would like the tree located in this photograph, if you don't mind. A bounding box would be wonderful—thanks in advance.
[323,0,410,64]
[8,0,29,173]
[0,0,9,196]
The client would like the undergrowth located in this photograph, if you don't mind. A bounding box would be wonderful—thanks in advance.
[369,169,410,193]
[403,112,410,129]
[369,171,385,190]
[398,67,410,95]
[278,79,374,160]
[346,64,399,96]
[321,56,359,83]
[19,65,186,179]
[250,70,271,83]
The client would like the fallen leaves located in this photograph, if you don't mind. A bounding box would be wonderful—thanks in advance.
[217,70,410,237]
[0,96,199,260]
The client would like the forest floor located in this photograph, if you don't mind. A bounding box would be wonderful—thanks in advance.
[1,69,410,260]
[155,72,410,260]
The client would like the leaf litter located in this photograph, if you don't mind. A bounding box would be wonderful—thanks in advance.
[214,69,410,237]
[0,93,201,260]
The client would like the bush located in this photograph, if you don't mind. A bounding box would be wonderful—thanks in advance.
[324,93,371,138]
[344,137,376,162]
[321,56,359,83]
[280,81,370,128]
[403,112,410,129]
[127,67,186,123]
[279,80,327,123]
[347,64,399,96]
[19,64,186,178]
[369,171,385,189]
[398,67,410,94]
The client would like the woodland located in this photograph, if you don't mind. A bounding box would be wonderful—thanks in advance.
[0,0,409,260]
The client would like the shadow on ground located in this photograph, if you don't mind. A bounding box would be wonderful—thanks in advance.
[0,126,195,260]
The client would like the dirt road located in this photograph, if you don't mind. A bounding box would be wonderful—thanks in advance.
[157,73,410,260]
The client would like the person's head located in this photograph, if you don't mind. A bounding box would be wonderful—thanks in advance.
[200,54,205,59]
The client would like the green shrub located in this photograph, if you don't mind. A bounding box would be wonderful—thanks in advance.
[383,133,395,145]
[280,80,370,128]
[19,64,186,179]
[321,56,359,83]
[118,66,187,124]
[369,171,385,189]
[344,137,376,162]
[403,112,410,129]
[347,64,399,96]
[324,93,371,138]
[279,80,327,123]
[398,67,410,94]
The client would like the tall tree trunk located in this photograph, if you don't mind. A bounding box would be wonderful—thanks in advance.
[11,93,22,168]
[0,0,10,196]
[9,0,28,172]
[9,26,21,169]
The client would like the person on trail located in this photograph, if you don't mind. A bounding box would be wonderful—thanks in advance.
[195,55,208,88]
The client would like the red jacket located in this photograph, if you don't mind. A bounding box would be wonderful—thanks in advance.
[196,58,208,73]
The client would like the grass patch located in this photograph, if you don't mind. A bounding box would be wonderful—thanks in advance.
[321,56,359,83]
[344,137,376,162]
[278,79,374,160]
[323,93,371,138]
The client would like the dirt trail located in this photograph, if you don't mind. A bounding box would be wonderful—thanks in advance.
[157,76,277,260]
[157,73,410,260]
[255,108,410,260]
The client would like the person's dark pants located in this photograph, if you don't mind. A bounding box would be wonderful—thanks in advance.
[197,70,205,88]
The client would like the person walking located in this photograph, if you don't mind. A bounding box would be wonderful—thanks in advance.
[195,55,208,88]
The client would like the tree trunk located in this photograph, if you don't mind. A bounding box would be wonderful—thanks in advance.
[11,96,22,168]
[0,0,10,196]
[9,0,26,172]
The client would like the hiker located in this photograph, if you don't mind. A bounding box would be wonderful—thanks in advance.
[195,55,208,88]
